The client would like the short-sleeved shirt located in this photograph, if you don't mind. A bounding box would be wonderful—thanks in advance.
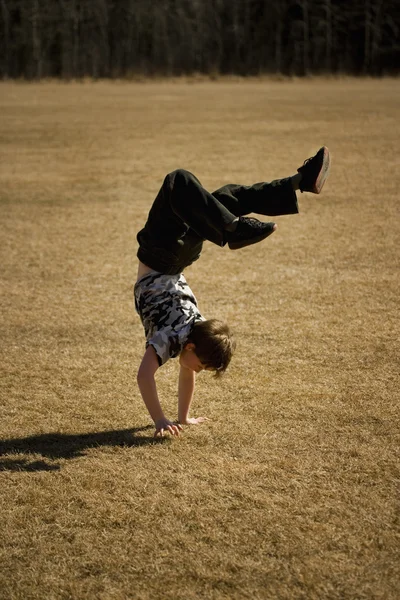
[134,271,205,366]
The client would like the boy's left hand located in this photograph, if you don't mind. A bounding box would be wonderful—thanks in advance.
[154,418,183,437]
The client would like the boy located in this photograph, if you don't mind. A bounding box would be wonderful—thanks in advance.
[134,147,330,437]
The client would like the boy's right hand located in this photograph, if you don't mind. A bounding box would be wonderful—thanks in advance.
[154,418,183,438]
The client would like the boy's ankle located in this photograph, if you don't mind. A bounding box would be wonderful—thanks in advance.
[290,173,302,191]
[224,218,239,233]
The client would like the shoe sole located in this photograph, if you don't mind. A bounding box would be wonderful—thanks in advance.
[228,225,276,250]
[313,146,330,194]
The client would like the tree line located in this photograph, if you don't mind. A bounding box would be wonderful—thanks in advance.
[1,0,399,79]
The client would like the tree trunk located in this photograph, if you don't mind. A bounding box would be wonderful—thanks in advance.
[302,0,310,75]
[370,0,384,73]
[364,0,371,72]
[32,0,42,78]
[275,5,283,73]
[1,0,9,78]
[325,0,333,72]
[73,1,80,77]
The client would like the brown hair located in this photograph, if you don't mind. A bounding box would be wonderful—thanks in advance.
[186,319,236,377]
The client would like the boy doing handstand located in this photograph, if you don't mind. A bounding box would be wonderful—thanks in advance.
[134,147,330,437]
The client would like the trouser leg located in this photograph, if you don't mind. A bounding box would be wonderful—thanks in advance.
[212,177,299,217]
[145,169,298,246]
[160,169,237,246]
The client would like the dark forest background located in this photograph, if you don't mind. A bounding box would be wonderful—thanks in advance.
[1,0,399,79]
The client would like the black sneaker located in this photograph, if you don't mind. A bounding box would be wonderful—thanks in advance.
[298,146,330,194]
[227,217,276,250]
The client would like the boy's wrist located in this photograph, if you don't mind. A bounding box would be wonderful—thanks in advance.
[153,412,167,425]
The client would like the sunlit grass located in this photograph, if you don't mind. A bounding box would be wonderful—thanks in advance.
[0,79,399,600]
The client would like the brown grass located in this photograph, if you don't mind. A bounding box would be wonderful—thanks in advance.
[0,79,399,600]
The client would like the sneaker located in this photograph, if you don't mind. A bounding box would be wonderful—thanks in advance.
[227,217,276,250]
[298,146,330,194]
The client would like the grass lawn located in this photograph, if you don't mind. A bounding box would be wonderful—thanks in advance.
[0,78,399,600]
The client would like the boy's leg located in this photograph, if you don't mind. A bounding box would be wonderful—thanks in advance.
[137,169,277,271]
[145,169,275,247]
[212,146,330,218]
[137,148,330,269]
[213,177,299,218]
[162,169,237,246]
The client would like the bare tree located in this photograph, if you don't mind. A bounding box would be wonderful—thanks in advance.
[0,0,10,78]
[302,0,310,74]
[324,0,333,71]
[369,0,385,73]
[272,0,286,74]
[31,0,42,78]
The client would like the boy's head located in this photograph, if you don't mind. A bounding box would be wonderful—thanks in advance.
[180,319,236,376]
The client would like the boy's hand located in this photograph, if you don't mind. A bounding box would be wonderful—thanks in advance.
[154,418,183,438]
[180,417,209,426]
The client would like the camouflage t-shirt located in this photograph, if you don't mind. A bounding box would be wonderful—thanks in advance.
[134,271,205,366]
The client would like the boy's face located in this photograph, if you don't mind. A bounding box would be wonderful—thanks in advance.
[179,344,208,373]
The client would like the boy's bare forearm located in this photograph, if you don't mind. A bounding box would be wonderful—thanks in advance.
[137,346,182,437]
[178,366,196,423]
[137,372,165,423]
[137,346,165,423]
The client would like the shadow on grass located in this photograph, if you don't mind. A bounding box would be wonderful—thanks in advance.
[0,426,165,472]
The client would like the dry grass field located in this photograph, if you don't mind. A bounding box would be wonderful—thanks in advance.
[0,78,399,600]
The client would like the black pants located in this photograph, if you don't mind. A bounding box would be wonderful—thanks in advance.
[137,169,299,275]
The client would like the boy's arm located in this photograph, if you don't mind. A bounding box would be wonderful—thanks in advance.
[178,365,208,425]
[137,345,182,437]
